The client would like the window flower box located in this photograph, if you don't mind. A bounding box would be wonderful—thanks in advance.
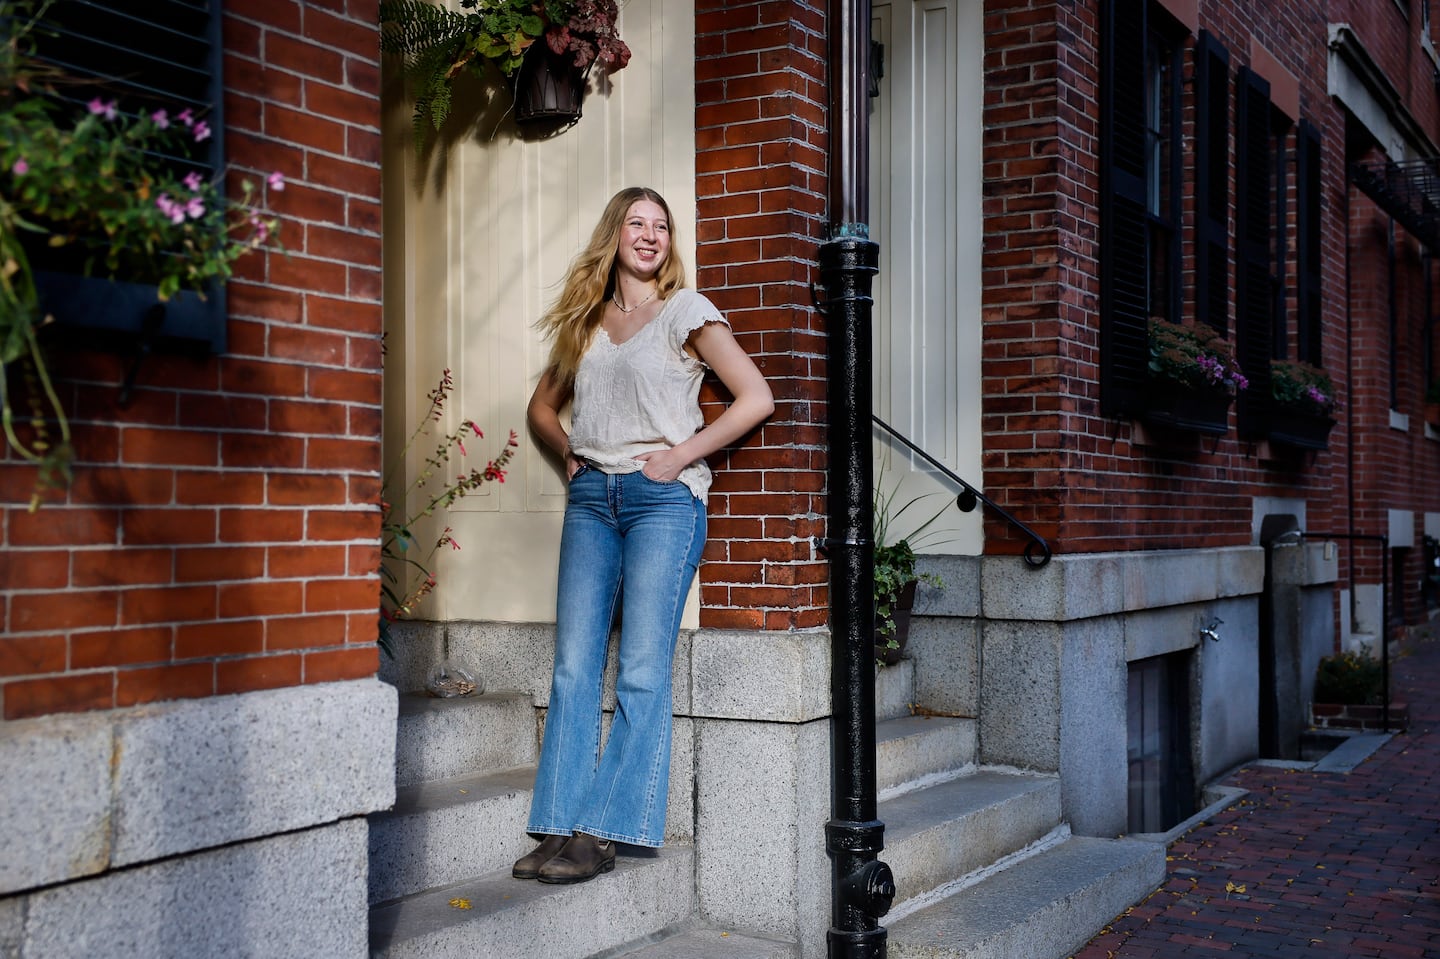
[1268,408,1336,450]
[1141,384,1234,435]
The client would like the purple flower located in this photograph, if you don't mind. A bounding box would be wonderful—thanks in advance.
[185,196,206,219]
[87,98,117,120]
[11,158,27,176]
[155,194,187,224]
[267,171,285,192]
[182,171,204,192]
[193,121,211,143]
[176,108,194,127]
[151,109,170,129]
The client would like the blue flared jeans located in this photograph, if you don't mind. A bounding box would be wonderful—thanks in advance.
[527,467,706,847]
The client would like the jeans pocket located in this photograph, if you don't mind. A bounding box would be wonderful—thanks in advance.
[570,462,591,481]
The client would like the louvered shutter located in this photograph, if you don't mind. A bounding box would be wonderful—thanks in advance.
[1235,68,1274,434]
[1101,0,1151,415]
[1296,120,1323,366]
[30,0,227,352]
[1195,32,1230,336]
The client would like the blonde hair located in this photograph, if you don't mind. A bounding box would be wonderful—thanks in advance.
[537,187,688,389]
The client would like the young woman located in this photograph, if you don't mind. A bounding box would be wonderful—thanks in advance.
[513,187,774,884]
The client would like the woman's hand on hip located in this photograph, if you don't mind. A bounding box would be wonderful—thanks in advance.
[635,448,690,483]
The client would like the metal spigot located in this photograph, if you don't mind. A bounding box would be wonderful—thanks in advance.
[1200,617,1223,643]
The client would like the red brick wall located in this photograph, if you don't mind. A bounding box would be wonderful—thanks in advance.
[694,0,830,630]
[0,0,384,720]
[978,0,1376,561]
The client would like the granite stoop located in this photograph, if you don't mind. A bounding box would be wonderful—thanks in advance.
[369,639,1163,959]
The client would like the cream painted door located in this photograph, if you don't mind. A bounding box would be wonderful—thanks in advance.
[382,0,697,624]
[870,0,984,553]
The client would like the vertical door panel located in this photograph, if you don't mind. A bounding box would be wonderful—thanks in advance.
[385,0,697,623]
[871,0,984,552]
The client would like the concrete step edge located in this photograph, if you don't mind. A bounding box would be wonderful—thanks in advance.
[875,714,977,791]
[880,769,1063,910]
[886,836,1167,959]
[395,690,537,788]
[597,923,799,959]
[368,765,537,904]
[370,845,696,959]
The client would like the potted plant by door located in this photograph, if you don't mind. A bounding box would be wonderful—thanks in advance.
[1143,317,1249,434]
[873,483,948,666]
[379,0,631,145]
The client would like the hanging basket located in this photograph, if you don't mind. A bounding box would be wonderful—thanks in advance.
[513,42,589,126]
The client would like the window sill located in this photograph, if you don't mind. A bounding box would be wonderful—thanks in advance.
[1390,409,1410,432]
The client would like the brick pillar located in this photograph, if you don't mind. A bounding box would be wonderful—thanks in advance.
[979,0,1088,552]
[694,1,829,630]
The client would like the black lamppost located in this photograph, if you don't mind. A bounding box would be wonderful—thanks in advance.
[817,2,893,956]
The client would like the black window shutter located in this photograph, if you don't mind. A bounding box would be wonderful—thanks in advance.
[30,0,227,353]
[1100,0,1151,416]
[1195,32,1230,336]
[1296,120,1323,366]
[1235,68,1274,434]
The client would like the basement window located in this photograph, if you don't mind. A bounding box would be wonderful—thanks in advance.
[1127,652,1196,833]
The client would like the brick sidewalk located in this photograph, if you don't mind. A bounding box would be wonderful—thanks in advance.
[1072,629,1440,958]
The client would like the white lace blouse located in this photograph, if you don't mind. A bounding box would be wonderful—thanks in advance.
[568,288,729,502]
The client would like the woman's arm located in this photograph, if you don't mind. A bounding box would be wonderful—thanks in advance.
[636,321,775,482]
[527,368,584,479]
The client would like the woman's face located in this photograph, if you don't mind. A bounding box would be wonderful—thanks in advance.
[614,199,671,281]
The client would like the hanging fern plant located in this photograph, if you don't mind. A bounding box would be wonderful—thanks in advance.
[379,0,629,148]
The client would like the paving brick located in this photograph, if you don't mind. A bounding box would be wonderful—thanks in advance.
[1072,630,1440,959]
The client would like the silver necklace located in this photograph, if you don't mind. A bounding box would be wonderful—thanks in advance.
[611,286,657,314]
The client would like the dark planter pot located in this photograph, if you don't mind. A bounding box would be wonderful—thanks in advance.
[1141,384,1233,435]
[875,579,918,667]
[513,42,588,126]
[1269,408,1336,450]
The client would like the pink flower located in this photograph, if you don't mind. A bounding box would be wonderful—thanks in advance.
[267,171,286,192]
[87,97,117,119]
[176,108,194,127]
[155,194,186,224]
[193,121,211,142]
[151,109,170,129]
[183,171,203,192]
[247,213,270,246]
[11,158,27,176]
[185,196,206,219]
[456,436,467,456]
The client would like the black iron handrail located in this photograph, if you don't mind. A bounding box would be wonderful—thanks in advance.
[872,414,1052,568]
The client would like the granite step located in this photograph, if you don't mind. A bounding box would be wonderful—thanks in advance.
[880,769,1061,910]
[394,690,537,788]
[602,925,798,959]
[886,835,1167,959]
[369,845,695,959]
[876,715,976,794]
[369,765,535,904]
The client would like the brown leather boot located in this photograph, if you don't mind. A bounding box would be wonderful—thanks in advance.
[536,832,616,884]
[511,834,568,879]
